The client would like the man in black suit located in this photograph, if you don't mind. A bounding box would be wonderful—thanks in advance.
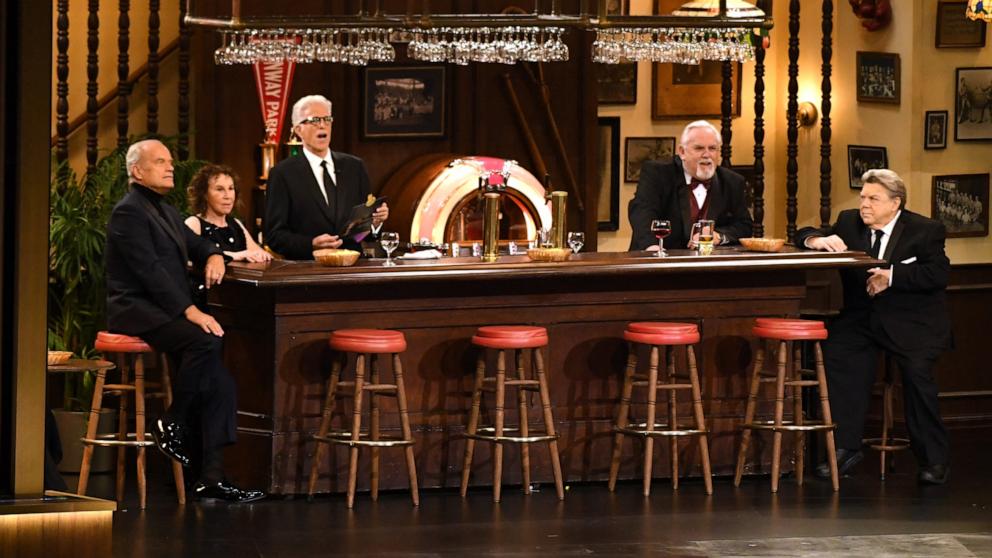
[106,139,265,502]
[796,169,951,485]
[264,94,389,260]
[628,120,753,251]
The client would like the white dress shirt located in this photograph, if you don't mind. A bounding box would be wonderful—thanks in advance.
[302,147,336,205]
[683,171,709,209]
[872,210,901,286]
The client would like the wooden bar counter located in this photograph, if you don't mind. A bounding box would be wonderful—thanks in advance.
[214,248,876,495]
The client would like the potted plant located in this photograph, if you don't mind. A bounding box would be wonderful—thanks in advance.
[48,138,201,473]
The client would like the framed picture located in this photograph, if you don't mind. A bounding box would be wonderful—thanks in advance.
[856,51,900,104]
[606,0,629,15]
[954,67,992,142]
[936,1,987,48]
[925,110,949,150]
[932,173,990,238]
[362,66,446,139]
[597,63,637,105]
[624,137,675,183]
[652,0,741,119]
[847,145,888,189]
[597,117,621,232]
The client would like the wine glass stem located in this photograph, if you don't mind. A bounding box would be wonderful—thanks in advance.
[657,237,664,257]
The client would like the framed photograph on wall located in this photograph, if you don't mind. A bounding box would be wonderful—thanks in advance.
[847,145,888,189]
[362,66,446,139]
[856,51,900,104]
[954,67,992,142]
[606,0,629,15]
[925,110,949,150]
[624,137,675,182]
[936,1,987,48]
[932,173,990,238]
[597,117,621,231]
[597,63,637,105]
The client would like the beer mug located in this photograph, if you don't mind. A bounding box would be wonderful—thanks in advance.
[691,219,716,255]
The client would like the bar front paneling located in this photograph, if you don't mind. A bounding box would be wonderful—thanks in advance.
[213,249,877,494]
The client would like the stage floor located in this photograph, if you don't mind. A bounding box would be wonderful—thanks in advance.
[69,427,992,557]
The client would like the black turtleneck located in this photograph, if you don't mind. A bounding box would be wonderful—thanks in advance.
[132,182,170,223]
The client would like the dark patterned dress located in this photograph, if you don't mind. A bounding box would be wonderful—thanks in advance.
[191,216,247,311]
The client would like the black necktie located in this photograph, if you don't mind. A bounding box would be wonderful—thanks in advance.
[868,229,884,258]
[320,160,337,215]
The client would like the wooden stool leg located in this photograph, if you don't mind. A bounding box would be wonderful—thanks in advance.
[735,344,765,486]
[666,346,679,491]
[77,367,109,496]
[369,354,381,502]
[515,350,531,495]
[534,348,564,500]
[880,382,892,479]
[308,354,343,499]
[159,354,185,504]
[346,354,366,509]
[608,344,638,491]
[116,358,131,503]
[687,345,713,495]
[815,343,840,491]
[770,341,788,493]
[642,346,660,496]
[393,353,420,506]
[791,341,805,486]
[492,350,507,503]
[135,357,147,510]
[460,352,487,497]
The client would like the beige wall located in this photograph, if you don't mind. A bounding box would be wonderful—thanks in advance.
[599,0,992,264]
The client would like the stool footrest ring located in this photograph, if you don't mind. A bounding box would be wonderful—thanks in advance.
[314,431,414,447]
[81,433,156,447]
[740,420,835,432]
[863,437,911,451]
[464,427,558,444]
[615,424,708,437]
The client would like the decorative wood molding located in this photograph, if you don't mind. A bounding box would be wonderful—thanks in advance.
[785,0,800,243]
[86,0,100,174]
[178,0,191,160]
[819,0,833,228]
[56,0,69,164]
[117,0,130,149]
[147,0,160,133]
[721,60,733,166]
[752,36,766,238]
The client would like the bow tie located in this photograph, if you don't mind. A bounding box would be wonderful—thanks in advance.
[688,179,711,190]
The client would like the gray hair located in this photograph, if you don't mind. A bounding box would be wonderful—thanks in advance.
[862,168,907,209]
[125,139,160,182]
[680,120,723,147]
[291,95,333,127]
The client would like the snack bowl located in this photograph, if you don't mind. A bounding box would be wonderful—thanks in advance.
[48,350,73,366]
[313,249,361,267]
[526,247,572,262]
[739,237,786,253]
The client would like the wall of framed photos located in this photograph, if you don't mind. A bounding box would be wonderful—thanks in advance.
[598,0,990,264]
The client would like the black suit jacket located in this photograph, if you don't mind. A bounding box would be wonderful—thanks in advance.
[106,186,222,335]
[628,158,753,251]
[264,151,373,259]
[795,209,952,357]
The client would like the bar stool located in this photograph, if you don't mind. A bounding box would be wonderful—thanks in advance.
[78,331,186,509]
[863,355,910,480]
[734,318,839,492]
[608,322,713,495]
[307,329,419,508]
[460,325,565,502]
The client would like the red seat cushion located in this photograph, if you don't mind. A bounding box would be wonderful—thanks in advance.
[472,325,548,349]
[329,329,407,353]
[624,322,700,345]
[752,325,828,341]
[95,331,153,353]
[754,318,825,330]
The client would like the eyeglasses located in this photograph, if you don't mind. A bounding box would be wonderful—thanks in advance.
[298,115,334,126]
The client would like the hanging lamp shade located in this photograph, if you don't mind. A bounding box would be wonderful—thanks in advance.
[671,0,765,18]
[966,0,992,22]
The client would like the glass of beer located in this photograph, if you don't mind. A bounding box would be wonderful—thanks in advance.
[650,219,672,257]
[691,219,715,255]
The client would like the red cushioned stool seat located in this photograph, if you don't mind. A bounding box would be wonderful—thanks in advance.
[734,317,838,493]
[95,331,153,353]
[310,329,418,508]
[461,325,564,502]
[609,322,712,495]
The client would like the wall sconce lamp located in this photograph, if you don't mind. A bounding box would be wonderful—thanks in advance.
[798,101,819,127]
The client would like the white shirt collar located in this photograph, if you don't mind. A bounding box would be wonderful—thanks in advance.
[874,210,901,237]
[303,147,334,174]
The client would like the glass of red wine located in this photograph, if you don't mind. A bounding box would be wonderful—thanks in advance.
[650,219,672,257]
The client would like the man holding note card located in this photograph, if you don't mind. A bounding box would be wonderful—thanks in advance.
[265,94,389,259]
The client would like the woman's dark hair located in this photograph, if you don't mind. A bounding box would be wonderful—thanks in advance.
[187,163,242,216]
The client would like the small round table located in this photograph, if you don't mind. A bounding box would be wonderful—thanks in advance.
[47,358,116,375]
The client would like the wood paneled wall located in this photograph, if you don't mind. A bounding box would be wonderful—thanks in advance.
[191,0,598,244]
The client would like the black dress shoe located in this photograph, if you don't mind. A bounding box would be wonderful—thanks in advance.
[918,464,949,485]
[815,448,863,478]
[193,480,267,503]
[152,418,190,467]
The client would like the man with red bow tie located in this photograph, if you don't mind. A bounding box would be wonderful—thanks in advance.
[628,120,753,252]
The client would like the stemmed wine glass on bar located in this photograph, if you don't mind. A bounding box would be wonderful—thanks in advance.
[380,231,399,267]
[650,219,672,257]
